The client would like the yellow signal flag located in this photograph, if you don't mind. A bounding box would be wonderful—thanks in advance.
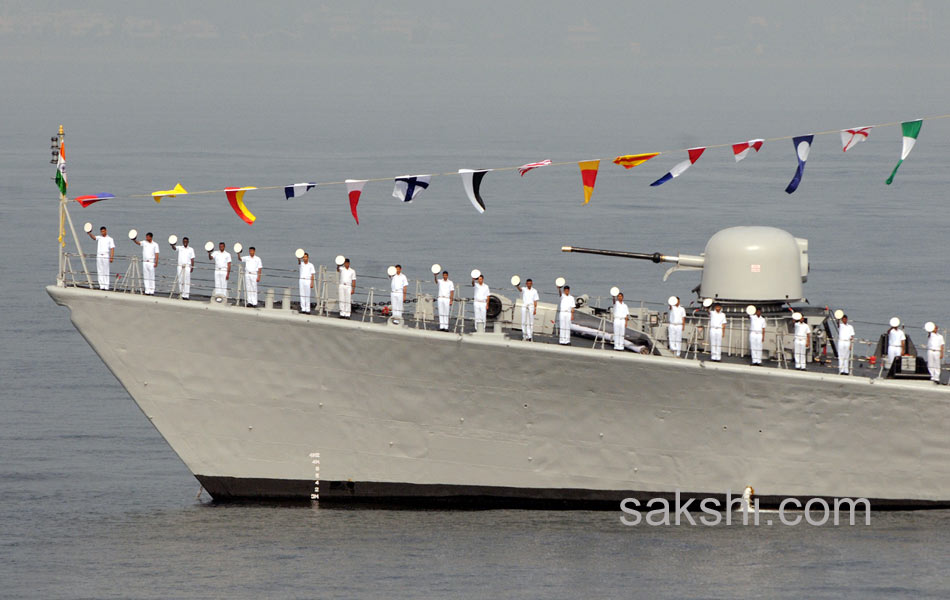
[151,183,188,203]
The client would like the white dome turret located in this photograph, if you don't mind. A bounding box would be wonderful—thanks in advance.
[700,226,807,302]
[562,226,809,303]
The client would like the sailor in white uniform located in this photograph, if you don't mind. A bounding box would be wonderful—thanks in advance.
[132,232,160,295]
[793,312,811,370]
[472,274,490,328]
[837,314,855,375]
[390,264,408,321]
[87,226,115,290]
[926,323,944,383]
[237,246,263,307]
[434,270,455,331]
[748,307,766,365]
[708,303,727,362]
[515,279,540,341]
[298,252,316,313]
[208,242,231,298]
[612,292,630,351]
[171,237,195,299]
[558,285,575,345]
[884,318,906,369]
[668,296,686,357]
[337,258,356,318]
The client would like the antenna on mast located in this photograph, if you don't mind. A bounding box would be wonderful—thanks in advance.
[50,125,62,164]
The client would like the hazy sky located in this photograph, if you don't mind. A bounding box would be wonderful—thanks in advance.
[3,1,947,66]
[4,1,950,322]
[2,1,947,178]
[5,1,950,186]
[5,2,947,128]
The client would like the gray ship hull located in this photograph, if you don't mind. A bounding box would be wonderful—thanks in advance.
[48,285,950,508]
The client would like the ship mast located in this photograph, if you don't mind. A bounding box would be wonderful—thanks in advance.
[53,126,64,279]
[53,125,92,286]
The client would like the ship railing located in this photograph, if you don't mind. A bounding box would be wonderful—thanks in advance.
[820,314,940,375]
[58,254,942,372]
[678,313,793,366]
[60,249,648,325]
[673,312,889,373]
[58,252,626,335]
[62,252,226,296]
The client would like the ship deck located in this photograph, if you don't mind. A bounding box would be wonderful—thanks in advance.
[54,251,943,385]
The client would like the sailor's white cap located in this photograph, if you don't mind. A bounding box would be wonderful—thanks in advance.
[471,269,481,279]
[336,255,346,266]
[128,229,138,240]
[610,286,620,297]
[387,265,397,276]
[431,263,441,274]
[204,241,214,251]
[294,248,305,259]
[889,317,900,328]
[555,276,566,287]
[925,321,936,333]
[168,234,178,245]
[746,304,756,316]
[833,309,844,320]
[668,295,678,306]
[511,275,521,286]
[83,222,93,233]
[702,298,713,308]
[233,242,243,253]
[792,311,803,320]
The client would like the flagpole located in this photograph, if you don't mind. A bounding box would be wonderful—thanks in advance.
[58,202,65,282]
[55,125,93,287]
[55,125,65,282]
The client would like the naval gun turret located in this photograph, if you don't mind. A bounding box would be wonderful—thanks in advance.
[563,226,823,365]
[562,226,809,304]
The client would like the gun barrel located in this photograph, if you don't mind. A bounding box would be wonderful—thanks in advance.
[561,246,668,263]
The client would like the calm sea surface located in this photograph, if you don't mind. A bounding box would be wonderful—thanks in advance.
[3,59,950,598]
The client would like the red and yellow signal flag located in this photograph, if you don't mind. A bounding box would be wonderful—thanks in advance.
[612,152,659,170]
[225,186,258,225]
[578,160,600,204]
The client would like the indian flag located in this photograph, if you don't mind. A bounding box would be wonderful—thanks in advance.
[55,140,67,196]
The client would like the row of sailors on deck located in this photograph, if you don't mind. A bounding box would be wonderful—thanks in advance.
[879,317,944,383]
[88,227,259,303]
[86,228,943,380]
[420,269,553,340]
[667,296,945,382]
[427,273,601,350]
[84,227,557,334]
[83,227,594,345]
[428,272,600,349]
[296,253,356,317]
[426,270,569,343]
[428,270,590,348]
[88,226,313,309]
[87,227,198,297]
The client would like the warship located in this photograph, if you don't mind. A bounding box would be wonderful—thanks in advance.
[48,213,950,508]
[46,134,950,509]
